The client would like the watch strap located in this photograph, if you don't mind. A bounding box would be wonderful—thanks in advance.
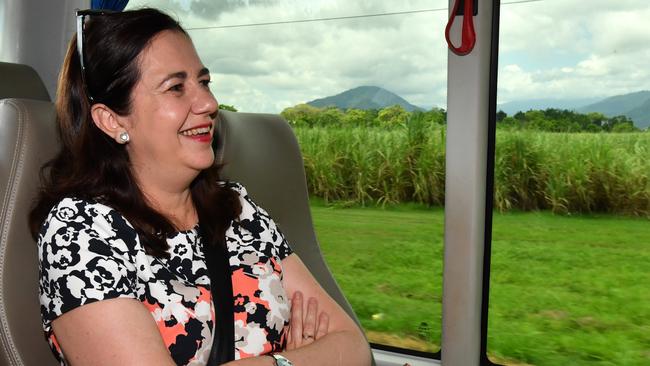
[268,353,294,366]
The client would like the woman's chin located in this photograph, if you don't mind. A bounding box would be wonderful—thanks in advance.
[193,154,216,171]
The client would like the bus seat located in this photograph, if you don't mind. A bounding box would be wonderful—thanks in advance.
[215,111,369,342]
[0,62,51,102]
[0,98,59,365]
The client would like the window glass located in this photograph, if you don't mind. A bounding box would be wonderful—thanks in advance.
[127,0,447,354]
[489,1,650,364]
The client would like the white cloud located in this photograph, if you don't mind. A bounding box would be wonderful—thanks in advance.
[129,0,650,112]
[497,0,650,103]
[168,0,449,111]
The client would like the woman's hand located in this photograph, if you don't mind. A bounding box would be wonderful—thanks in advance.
[285,291,329,350]
[225,255,371,365]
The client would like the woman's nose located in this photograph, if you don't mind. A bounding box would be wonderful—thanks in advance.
[193,85,218,116]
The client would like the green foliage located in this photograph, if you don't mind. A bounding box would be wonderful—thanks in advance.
[282,104,443,128]
[494,132,650,216]
[218,104,237,112]
[376,105,409,127]
[341,109,374,127]
[497,108,641,132]
[496,109,507,122]
[285,103,648,215]
[296,116,446,206]
[412,108,446,125]
[295,125,650,216]
[282,102,640,132]
[280,103,321,127]
[611,120,637,132]
[316,107,344,127]
[494,133,545,211]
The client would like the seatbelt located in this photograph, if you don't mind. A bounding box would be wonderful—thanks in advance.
[204,230,235,365]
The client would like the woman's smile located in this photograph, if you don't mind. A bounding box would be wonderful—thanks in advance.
[178,123,213,143]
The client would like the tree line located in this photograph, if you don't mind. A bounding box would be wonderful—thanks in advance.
[498,109,640,132]
[274,103,645,132]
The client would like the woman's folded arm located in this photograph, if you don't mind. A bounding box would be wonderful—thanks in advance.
[224,253,372,366]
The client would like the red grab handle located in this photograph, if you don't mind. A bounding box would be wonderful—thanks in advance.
[445,0,476,56]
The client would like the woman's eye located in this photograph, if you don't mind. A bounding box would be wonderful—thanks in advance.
[169,83,184,92]
[200,79,211,88]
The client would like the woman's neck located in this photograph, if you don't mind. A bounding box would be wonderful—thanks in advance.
[156,192,197,231]
[135,174,199,231]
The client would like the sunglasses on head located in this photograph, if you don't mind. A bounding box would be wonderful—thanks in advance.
[75,9,113,103]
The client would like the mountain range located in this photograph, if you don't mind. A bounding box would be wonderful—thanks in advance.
[306,86,650,129]
[578,91,650,128]
[499,90,650,129]
[307,86,423,112]
[497,98,602,115]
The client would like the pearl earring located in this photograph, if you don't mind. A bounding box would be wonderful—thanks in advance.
[119,131,130,143]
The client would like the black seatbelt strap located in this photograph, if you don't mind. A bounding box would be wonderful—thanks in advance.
[203,229,235,365]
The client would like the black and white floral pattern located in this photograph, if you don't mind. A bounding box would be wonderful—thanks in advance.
[38,182,292,365]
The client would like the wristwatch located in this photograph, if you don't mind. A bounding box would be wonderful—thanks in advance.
[268,353,294,366]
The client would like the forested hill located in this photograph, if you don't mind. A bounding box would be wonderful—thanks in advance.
[497,91,650,129]
[625,98,650,129]
[578,90,650,129]
[307,86,423,112]
[498,97,601,116]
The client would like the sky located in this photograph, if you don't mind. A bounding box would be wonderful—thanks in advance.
[127,0,650,113]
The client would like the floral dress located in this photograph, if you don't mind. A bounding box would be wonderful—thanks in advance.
[37,182,292,365]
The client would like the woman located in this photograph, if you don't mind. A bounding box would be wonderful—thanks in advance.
[28,8,371,366]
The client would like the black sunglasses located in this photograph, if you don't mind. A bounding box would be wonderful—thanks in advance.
[75,9,112,103]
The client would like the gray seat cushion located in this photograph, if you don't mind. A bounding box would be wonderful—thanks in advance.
[0,99,58,365]
[0,63,50,102]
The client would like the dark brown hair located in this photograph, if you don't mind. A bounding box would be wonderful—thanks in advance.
[28,8,240,258]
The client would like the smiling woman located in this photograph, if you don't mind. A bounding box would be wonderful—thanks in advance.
[129,0,447,357]
[118,1,650,366]
[96,30,219,186]
[3,0,649,365]
[27,9,240,365]
[27,7,370,366]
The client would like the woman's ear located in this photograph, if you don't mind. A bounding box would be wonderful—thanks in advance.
[90,104,130,144]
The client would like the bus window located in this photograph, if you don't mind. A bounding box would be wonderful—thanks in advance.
[127,0,448,357]
[488,1,650,365]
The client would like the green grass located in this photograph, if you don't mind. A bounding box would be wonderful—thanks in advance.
[295,127,650,216]
[309,198,444,352]
[310,199,650,365]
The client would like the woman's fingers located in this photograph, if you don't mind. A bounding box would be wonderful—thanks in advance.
[290,291,304,348]
[315,312,329,340]
[301,297,318,344]
[286,291,331,350]
[286,324,295,350]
